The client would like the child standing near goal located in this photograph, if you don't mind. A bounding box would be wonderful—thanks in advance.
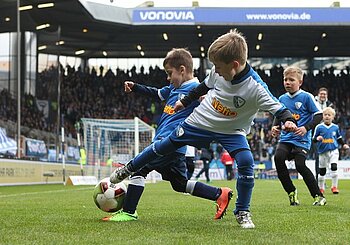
[104,48,233,222]
[313,107,349,194]
[110,30,297,228]
[272,66,326,206]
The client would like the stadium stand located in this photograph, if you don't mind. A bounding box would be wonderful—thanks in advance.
[1,65,349,161]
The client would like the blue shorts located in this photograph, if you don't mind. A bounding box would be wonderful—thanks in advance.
[168,122,250,154]
[132,152,187,181]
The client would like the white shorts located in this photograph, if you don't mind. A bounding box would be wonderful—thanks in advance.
[319,149,339,168]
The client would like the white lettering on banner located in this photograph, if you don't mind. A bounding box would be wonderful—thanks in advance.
[139,11,194,21]
[193,168,225,180]
[27,140,47,154]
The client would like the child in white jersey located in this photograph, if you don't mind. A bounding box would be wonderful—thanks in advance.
[111,29,297,229]
[103,48,233,222]
[313,107,349,194]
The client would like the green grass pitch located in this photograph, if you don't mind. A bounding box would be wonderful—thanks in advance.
[0,179,349,244]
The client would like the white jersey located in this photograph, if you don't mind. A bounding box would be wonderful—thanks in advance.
[185,65,284,135]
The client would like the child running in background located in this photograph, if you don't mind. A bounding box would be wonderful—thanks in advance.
[111,29,297,228]
[104,48,233,222]
[272,66,326,206]
[313,107,349,194]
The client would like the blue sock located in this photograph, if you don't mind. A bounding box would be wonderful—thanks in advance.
[235,176,254,213]
[233,150,255,214]
[123,184,144,214]
[192,182,220,201]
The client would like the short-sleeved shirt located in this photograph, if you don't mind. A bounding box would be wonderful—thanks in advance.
[278,89,322,150]
[185,65,285,135]
[313,122,342,154]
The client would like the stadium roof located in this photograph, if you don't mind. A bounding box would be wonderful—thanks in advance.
[1,0,350,59]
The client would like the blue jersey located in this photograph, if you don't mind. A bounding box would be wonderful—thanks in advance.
[140,79,198,154]
[278,89,322,149]
[313,123,342,154]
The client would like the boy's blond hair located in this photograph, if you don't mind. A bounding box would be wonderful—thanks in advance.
[207,29,248,65]
[163,48,193,72]
[283,66,304,81]
[323,106,335,117]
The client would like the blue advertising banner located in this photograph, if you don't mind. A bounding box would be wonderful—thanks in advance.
[25,138,47,157]
[132,7,350,25]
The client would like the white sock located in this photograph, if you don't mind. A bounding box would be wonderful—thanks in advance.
[318,175,325,190]
[331,171,338,188]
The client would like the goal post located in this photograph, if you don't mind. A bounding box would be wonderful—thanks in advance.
[81,117,156,180]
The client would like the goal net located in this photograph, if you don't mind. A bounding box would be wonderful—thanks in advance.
[81,117,157,180]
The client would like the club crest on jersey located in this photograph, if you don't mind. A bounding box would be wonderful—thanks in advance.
[178,93,186,100]
[176,126,185,137]
[233,96,245,108]
[295,102,302,109]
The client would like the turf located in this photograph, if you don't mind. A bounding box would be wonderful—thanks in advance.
[0,179,349,244]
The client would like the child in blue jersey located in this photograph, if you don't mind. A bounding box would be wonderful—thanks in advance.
[103,48,233,222]
[272,66,326,206]
[111,30,297,228]
[313,107,349,194]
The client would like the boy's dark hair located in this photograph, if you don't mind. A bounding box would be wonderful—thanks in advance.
[163,48,193,71]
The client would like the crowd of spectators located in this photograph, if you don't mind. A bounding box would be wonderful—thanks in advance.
[1,64,349,160]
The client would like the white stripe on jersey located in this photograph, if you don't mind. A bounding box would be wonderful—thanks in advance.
[185,66,283,135]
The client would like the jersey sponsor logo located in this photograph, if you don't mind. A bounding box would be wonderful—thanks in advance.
[139,11,195,21]
[233,96,245,108]
[163,105,175,115]
[292,113,300,121]
[212,97,237,117]
[176,126,185,137]
[322,138,334,144]
[295,102,302,109]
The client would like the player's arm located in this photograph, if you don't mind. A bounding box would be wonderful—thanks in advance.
[124,81,161,100]
[274,108,297,133]
[312,125,322,142]
[292,113,322,137]
[337,137,350,149]
[174,82,210,112]
[303,113,323,131]
[181,82,210,107]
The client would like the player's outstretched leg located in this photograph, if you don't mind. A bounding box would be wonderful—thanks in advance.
[215,187,233,219]
[186,181,233,220]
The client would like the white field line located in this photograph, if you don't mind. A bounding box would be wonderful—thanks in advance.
[0,187,93,198]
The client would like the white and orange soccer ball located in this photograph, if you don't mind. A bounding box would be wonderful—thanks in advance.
[93,177,127,213]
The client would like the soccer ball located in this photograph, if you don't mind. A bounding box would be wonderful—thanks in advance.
[93,177,127,213]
